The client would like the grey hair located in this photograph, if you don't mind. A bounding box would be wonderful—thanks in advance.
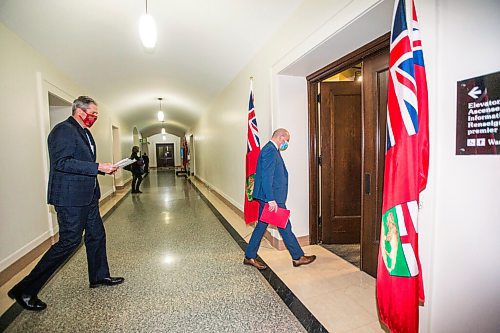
[72,96,97,114]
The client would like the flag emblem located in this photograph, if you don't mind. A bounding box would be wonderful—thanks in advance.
[381,202,419,277]
[246,174,255,201]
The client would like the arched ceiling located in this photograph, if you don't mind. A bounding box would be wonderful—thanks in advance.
[0,0,303,137]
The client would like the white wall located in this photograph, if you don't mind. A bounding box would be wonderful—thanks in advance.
[0,23,129,273]
[421,1,500,332]
[49,106,71,129]
[192,0,500,331]
[147,133,181,167]
[193,0,384,236]
[275,76,309,237]
[110,119,134,187]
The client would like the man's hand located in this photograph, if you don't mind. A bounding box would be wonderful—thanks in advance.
[268,200,278,213]
[98,163,118,174]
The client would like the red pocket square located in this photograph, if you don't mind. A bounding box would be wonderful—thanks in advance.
[260,204,290,228]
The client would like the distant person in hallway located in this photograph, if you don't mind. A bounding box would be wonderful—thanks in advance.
[7,96,124,311]
[244,128,316,270]
[130,146,144,193]
[142,152,150,175]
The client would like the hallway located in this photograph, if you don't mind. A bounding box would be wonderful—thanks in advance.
[4,171,305,332]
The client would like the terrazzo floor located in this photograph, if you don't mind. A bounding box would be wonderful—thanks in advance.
[4,171,306,332]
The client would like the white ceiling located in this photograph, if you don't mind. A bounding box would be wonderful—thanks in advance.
[0,0,303,137]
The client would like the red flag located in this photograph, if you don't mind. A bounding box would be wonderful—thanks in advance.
[182,139,189,169]
[244,80,261,224]
[376,1,429,332]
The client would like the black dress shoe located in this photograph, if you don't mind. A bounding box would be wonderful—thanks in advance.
[7,287,47,311]
[89,277,125,288]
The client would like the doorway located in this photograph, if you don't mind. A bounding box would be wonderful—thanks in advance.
[156,143,175,168]
[112,126,121,188]
[308,34,389,277]
[47,92,72,234]
[188,134,194,175]
[49,92,72,128]
[319,67,363,268]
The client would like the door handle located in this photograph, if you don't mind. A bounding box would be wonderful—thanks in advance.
[365,173,371,194]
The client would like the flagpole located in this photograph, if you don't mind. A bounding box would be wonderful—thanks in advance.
[244,76,261,224]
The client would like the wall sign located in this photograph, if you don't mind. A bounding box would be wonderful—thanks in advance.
[456,71,500,155]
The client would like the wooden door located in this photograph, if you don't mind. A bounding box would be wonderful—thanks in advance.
[156,143,175,168]
[320,81,362,244]
[361,50,389,277]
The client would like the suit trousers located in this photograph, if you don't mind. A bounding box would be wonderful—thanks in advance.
[132,172,143,192]
[15,190,110,296]
[245,200,304,260]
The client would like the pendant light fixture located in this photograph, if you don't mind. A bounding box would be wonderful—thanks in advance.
[157,97,164,122]
[139,0,157,49]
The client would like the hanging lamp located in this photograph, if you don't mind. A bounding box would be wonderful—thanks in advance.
[157,98,164,122]
[139,0,157,49]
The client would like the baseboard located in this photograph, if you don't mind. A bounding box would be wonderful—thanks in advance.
[0,234,56,286]
[116,178,132,190]
[264,230,310,250]
[0,188,128,288]
[193,175,243,212]
[193,176,310,250]
[194,175,244,220]
[99,189,114,206]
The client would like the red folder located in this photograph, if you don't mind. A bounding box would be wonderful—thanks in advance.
[260,204,290,229]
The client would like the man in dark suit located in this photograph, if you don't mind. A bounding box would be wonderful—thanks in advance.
[244,128,316,270]
[8,96,124,311]
[142,152,150,175]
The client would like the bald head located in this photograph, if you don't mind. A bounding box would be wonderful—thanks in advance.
[272,128,289,139]
[271,128,290,150]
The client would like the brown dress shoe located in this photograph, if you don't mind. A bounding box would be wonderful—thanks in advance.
[243,258,267,270]
[292,255,317,267]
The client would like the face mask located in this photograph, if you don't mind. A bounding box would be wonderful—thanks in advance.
[79,111,98,127]
[279,140,289,151]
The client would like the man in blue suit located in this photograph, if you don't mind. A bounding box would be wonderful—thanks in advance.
[244,128,316,270]
[8,96,124,311]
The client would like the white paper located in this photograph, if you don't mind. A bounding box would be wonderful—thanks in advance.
[114,158,135,168]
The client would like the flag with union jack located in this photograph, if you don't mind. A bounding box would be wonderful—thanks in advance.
[376,0,429,332]
[244,80,261,224]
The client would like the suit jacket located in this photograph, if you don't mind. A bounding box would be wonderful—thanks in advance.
[47,116,100,206]
[252,141,288,204]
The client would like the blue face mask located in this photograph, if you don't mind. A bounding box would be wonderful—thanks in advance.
[279,140,289,151]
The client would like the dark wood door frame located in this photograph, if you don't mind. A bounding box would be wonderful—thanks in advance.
[156,143,175,168]
[307,32,390,244]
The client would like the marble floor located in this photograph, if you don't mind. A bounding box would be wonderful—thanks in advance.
[0,185,130,318]
[1,171,306,332]
[190,177,385,333]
